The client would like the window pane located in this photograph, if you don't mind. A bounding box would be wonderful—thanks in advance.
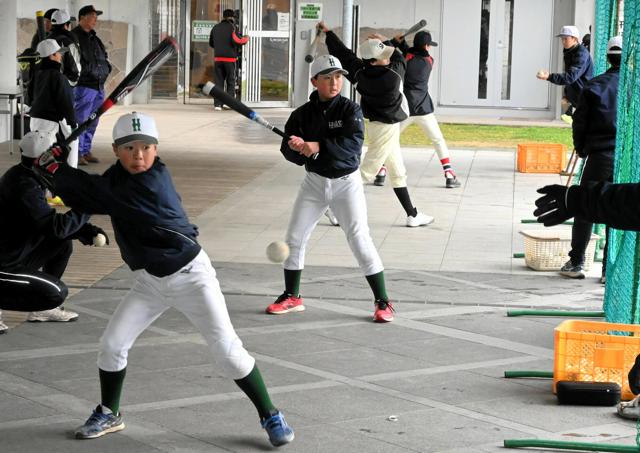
[478,0,490,99]
[501,0,514,100]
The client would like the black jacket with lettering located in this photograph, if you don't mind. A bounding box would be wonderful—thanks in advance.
[71,25,111,89]
[53,158,201,277]
[325,31,408,124]
[0,161,88,270]
[281,91,364,178]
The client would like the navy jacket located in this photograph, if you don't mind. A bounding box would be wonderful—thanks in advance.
[71,25,111,90]
[548,44,593,106]
[0,162,88,269]
[325,31,408,124]
[572,66,620,157]
[282,92,364,178]
[29,58,77,126]
[568,181,640,232]
[53,158,201,277]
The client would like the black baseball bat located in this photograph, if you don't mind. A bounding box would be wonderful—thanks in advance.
[36,10,46,42]
[63,36,179,146]
[399,19,427,39]
[305,28,322,63]
[202,81,319,159]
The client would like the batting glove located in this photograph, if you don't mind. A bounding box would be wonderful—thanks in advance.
[533,185,574,227]
[37,142,69,174]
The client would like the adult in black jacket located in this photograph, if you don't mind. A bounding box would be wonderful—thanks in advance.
[208,9,249,110]
[31,39,79,168]
[556,36,621,280]
[537,25,593,118]
[320,21,433,228]
[71,5,111,165]
[265,54,395,323]
[0,132,105,322]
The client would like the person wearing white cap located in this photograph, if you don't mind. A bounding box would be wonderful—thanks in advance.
[265,54,395,323]
[319,21,434,228]
[49,9,81,87]
[550,35,622,281]
[0,131,107,324]
[30,38,79,170]
[536,25,593,121]
[34,112,294,446]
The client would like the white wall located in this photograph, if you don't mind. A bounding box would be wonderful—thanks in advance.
[1,0,18,142]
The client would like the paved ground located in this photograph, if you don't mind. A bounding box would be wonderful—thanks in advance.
[1,104,635,453]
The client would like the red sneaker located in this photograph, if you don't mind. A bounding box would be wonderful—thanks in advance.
[266,293,305,315]
[373,300,394,322]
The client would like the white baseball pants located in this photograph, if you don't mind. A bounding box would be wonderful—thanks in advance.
[399,113,450,161]
[284,171,384,276]
[29,117,79,168]
[359,121,408,188]
[97,249,255,380]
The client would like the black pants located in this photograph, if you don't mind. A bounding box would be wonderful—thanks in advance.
[213,61,237,107]
[569,151,614,268]
[0,240,72,312]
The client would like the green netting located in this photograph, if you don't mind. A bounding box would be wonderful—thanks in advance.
[603,0,640,325]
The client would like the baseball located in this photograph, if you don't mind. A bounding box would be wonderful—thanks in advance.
[537,69,546,78]
[266,241,289,263]
[93,233,107,247]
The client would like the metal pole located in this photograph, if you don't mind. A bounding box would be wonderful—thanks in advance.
[341,0,354,98]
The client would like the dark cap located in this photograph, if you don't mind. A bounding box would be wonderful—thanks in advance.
[78,5,103,17]
[223,9,235,18]
[44,8,59,20]
[414,31,438,47]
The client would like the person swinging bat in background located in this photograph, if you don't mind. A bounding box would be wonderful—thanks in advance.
[264,54,396,323]
[33,112,294,446]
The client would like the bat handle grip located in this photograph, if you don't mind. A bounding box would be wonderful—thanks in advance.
[274,127,319,161]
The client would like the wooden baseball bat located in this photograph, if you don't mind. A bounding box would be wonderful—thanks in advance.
[305,28,322,63]
[36,10,46,42]
[202,81,319,160]
[399,19,427,40]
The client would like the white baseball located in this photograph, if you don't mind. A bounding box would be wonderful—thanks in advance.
[266,241,289,263]
[93,233,107,247]
[537,69,546,78]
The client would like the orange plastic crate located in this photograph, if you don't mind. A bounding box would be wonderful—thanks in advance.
[554,319,640,401]
[517,143,567,173]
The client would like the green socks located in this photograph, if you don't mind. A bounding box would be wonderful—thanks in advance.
[99,368,127,414]
[235,365,277,420]
[284,269,302,296]
[366,271,388,301]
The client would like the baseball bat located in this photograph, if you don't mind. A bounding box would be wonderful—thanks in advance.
[202,81,319,159]
[62,36,179,147]
[399,19,427,40]
[305,28,322,63]
[36,10,46,42]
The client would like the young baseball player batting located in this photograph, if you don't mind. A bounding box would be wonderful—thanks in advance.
[320,21,434,228]
[265,54,395,323]
[35,112,294,447]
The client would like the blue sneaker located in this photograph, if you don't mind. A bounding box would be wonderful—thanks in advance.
[75,405,125,439]
[261,411,294,446]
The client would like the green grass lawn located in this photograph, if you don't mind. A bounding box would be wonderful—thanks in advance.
[399,123,573,149]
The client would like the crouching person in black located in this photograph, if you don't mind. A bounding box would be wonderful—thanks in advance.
[0,132,108,325]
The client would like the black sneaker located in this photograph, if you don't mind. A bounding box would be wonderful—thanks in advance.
[445,177,461,188]
[559,260,585,279]
[374,166,386,186]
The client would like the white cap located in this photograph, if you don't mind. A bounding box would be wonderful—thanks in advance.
[112,112,159,146]
[51,9,73,25]
[607,35,623,54]
[358,38,395,60]
[310,54,348,78]
[19,131,55,158]
[556,25,580,39]
[36,39,68,58]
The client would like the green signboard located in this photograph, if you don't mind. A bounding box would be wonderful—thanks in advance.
[298,3,322,21]
[192,20,216,42]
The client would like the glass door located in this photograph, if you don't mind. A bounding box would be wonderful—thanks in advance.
[241,0,292,107]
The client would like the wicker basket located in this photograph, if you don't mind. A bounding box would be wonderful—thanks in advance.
[519,229,600,271]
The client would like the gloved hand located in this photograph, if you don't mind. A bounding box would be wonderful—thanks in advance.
[37,142,70,175]
[629,354,640,395]
[72,223,110,246]
[533,185,574,227]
